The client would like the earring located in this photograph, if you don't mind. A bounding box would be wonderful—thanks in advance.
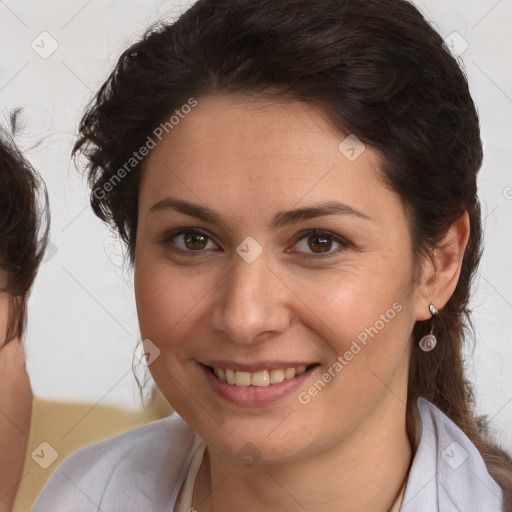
[419,303,437,352]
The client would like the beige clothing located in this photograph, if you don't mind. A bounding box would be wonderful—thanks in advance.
[390,477,407,511]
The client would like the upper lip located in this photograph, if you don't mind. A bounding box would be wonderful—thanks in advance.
[200,360,318,372]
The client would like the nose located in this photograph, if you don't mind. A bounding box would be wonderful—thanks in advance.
[210,251,291,344]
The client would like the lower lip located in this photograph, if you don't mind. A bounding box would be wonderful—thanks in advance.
[199,363,319,406]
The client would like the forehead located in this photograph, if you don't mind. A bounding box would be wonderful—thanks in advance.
[138,94,403,228]
[145,93,371,170]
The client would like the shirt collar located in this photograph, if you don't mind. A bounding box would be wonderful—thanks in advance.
[401,397,504,512]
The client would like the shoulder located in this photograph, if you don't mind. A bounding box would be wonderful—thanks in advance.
[402,397,504,512]
[30,413,198,512]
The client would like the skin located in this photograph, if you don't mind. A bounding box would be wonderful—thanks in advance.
[134,94,470,512]
[0,285,32,512]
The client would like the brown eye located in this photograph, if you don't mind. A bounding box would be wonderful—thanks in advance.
[183,233,208,250]
[164,229,218,253]
[308,234,333,253]
[290,229,349,259]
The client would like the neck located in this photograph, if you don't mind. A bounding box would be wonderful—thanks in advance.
[192,396,412,512]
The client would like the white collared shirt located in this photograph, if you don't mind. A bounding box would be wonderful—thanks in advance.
[31,397,505,511]
[402,397,503,511]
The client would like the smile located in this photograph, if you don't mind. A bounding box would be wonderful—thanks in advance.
[210,365,317,387]
[199,361,321,406]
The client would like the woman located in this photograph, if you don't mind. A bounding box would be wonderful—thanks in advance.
[32,0,512,511]
[0,113,48,512]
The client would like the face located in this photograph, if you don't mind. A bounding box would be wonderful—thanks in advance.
[135,94,423,463]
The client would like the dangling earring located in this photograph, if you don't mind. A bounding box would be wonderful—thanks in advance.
[419,303,438,352]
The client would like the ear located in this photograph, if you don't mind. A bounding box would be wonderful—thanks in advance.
[414,211,470,322]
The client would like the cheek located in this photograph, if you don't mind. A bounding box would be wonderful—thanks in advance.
[287,261,410,352]
[134,257,214,347]
[135,265,180,343]
[290,275,412,419]
[283,269,413,413]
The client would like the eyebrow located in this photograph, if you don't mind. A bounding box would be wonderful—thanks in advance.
[149,197,372,229]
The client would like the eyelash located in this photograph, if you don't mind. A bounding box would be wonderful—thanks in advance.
[161,227,351,260]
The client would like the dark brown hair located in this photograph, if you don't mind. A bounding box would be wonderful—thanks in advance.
[0,110,49,343]
[73,0,512,507]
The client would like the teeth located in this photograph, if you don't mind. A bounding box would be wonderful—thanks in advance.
[269,369,285,384]
[234,371,251,386]
[251,371,270,387]
[225,369,236,385]
[284,367,296,379]
[212,365,310,387]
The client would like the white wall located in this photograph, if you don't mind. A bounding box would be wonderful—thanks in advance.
[1,0,510,452]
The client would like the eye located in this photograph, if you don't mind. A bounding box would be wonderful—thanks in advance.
[289,229,350,258]
[163,228,218,252]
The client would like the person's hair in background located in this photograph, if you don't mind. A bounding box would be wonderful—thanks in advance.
[0,111,49,342]
[0,110,49,512]
[72,0,512,507]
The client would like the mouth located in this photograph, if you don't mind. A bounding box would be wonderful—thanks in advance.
[204,363,320,387]
[199,361,322,406]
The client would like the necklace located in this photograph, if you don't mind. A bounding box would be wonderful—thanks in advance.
[175,441,408,511]
[174,440,206,512]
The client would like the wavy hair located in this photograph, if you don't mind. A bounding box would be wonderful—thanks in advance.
[0,110,49,343]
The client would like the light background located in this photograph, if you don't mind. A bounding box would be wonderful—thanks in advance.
[0,0,511,452]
